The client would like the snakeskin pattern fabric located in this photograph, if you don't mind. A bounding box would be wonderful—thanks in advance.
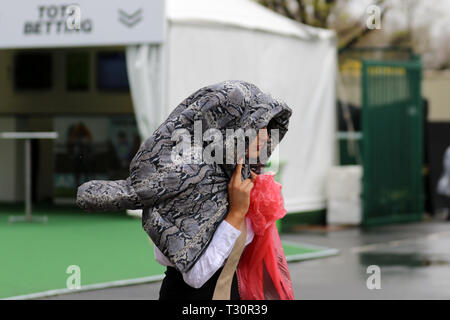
[76,80,292,272]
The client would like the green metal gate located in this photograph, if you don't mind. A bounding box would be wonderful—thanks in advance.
[361,57,424,226]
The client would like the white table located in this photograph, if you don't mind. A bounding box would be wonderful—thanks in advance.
[0,132,58,223]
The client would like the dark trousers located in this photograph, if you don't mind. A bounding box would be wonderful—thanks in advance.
[159,266,240,300]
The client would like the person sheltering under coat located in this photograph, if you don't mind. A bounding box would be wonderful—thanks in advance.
[76,80,295,300]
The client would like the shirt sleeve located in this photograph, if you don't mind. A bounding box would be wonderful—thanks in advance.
[153,217,254,289]
[182,219,241,288]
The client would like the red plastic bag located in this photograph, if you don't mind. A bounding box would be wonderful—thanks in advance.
[237,172,294,300]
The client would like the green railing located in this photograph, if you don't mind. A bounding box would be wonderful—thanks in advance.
[360,56,424,226]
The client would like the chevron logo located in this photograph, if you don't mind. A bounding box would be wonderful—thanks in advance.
[118,8,143,28]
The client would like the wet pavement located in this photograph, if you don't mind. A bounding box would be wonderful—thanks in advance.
[43,219,450,300]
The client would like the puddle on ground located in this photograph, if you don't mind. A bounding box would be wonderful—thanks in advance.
[359,252,450,268]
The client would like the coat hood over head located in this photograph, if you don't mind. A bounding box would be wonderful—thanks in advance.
[77,80,292,272]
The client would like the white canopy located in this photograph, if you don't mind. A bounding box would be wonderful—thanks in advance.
[166,0,333,40]
[126,0,337,213]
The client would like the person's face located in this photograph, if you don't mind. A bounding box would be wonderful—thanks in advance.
[247,128,269,160]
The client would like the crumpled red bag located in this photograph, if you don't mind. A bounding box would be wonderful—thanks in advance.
[237,172,294,300]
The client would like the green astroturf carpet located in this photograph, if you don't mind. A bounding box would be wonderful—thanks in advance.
[0,205,336,299]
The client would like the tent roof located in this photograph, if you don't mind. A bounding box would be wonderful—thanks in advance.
[167,0,335,41]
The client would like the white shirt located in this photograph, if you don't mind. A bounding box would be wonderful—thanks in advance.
[154,217,254,289]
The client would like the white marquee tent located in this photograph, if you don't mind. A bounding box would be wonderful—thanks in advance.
[126,0,337,213]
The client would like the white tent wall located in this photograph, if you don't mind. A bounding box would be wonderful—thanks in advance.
[125,44,167,140]
[126,0,337,214]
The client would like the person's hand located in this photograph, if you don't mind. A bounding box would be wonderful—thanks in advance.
[225,161,257,230]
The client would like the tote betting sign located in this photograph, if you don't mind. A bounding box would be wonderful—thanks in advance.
[0,0,165,48]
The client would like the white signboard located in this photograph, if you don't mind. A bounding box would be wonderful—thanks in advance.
[0,0,165,48]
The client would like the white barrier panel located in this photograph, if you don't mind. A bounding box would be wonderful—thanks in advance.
[326,166,362,225]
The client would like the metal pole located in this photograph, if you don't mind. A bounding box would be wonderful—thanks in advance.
[2,132,57,224]
[25,138,32,222]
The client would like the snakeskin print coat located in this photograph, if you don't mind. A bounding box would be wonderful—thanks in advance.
[76,80,292,272]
